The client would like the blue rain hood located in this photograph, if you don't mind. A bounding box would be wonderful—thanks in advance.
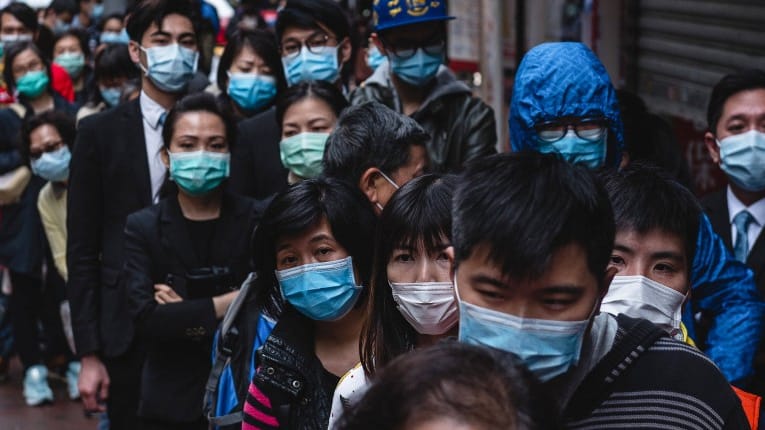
[509,42,624,166]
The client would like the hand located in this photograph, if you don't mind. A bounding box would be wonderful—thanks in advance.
[212,290,239,318]
[154,284,183,304]
[78,354,109,413]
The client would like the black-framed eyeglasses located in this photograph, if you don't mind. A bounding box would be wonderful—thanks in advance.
[281,32,337,58]
[381,34,446,60]
[534,117,608,143]
[29,140,65,159]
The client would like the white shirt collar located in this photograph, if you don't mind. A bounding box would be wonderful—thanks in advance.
[727,185,765,227]
[139,90,167,130]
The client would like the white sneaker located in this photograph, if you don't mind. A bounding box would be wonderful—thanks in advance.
[23,364,54,406]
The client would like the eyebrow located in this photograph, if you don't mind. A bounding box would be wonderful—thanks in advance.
[539,285,585,294]
[650,251,685,262]
[613,243,634,254]
[470,274,508,290]
[309,233,334,244]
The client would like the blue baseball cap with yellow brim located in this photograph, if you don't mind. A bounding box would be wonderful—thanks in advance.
[373,0,455,32]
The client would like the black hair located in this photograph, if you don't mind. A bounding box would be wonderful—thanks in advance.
[323,101,428,185]
[19,111,77,164]
[98,13,125,32]
[707,69,765,134]
[601,163,701,274]
[216,29,285,102]
[0,2,38,32]
[53,28,91,58]
[453,152,615,286]
[50,0,79,16]
[361,174,456,376]
[89,43,140,105]
[125,0,200,43]
[275,79,348,126]
[161,92,238,150]
[275,0,353,85]
[337,341,561,430]
[3,42,52,96]
[251,177,377,318]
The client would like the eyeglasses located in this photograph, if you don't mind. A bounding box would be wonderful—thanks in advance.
[534,117,608,143]
[29,140,65,159]
[382,33,446,60]
[281,32,337,58]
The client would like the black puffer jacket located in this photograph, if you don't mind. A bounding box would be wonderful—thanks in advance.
[349,64,497,172]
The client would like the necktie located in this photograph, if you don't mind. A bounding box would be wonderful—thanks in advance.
[158,111,167,128]
[733,210,754,262]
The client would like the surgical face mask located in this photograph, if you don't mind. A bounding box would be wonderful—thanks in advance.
[366,45,385,71]
[227,72,277,111]
[99,86,122,107]
[276,256,362,321]
[375,170,399,211]
[455,275,590,382]
[537,129,607,169]
[389,47,443,86]
[389,281,458,335]
[279,132,329,179]
[54,19,71,35]
[100,29,130,45]
[168,150,230,196]
[16,70,49,99]
[140,44,198,93]
[55,52,85,79]
[601,275,686,340]
[0,34,33,45]
[31,146,71,182]
[281,45,339,87]
[717,130,765,192]
[91,3,104,20]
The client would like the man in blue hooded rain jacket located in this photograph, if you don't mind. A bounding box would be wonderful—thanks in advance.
[509,42,765,387]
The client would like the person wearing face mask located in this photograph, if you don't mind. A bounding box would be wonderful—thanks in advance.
[215,29,285,121]
[350,1,497,173]
[702,69,765,396]
[76,43,139,123]
[602,164,764,429]
[46,0,78,36]
[230,0,352,200]
[124,93,264,430]
[239,178,377,430]
[97,13,129,47]
[510,42,765,390]
[66,1,201,427]
[327,174,458,429]
[276,80,347,184]
[448,152,749,428]
[53,29,92,108]
[323,101,428,214]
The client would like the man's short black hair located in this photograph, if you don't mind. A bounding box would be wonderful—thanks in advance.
[126,0,200,43]
[275,0,350,43]
[601,163,701,273]
[707,69,765,133]
[322,101,429,185]
[452,152,615,285]
[0,2,38,32]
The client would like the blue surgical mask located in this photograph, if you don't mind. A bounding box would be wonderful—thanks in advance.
[227,72,277,111]
[91,3,104,21]
[717,130,765,192]
[456,276,590,382]
[55,52,86,79]
[169,150,230,196]
[276,256,362,321]
[100,29,129,45]
[99,86,121,107]
[537,129,607,169]
[281,46,339,87]
[389,47,443,86]
[54,19,71,35]
[367,45,385,71]
[31,146,71,182]
[140,44,198,93]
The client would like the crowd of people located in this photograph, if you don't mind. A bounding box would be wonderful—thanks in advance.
[0,0,764,429]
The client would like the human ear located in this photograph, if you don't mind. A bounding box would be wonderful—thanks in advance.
[446,246,456,280]
[160,148,170,169]
[704,131,721,164]
[359,167,381,207]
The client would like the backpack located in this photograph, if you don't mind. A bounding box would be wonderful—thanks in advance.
[203,272,277,429]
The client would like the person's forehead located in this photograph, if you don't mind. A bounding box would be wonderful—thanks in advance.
[148,13,194,36]
[281,23,335,42]
[615,228,686,257]
[720,88,765,120]
[1,13,27,29]
[380,21,442,41]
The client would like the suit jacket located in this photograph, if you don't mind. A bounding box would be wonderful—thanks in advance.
[123,192,262,422]
[67,99,153,358]
[229,107,288,200]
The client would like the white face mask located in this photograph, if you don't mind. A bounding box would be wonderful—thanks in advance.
[601,275,686,340]
[389,281,458,335]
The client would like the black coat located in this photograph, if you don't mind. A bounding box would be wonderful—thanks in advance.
[66,99,153,358]
[229,107,288,200]
[124,192,263,423]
